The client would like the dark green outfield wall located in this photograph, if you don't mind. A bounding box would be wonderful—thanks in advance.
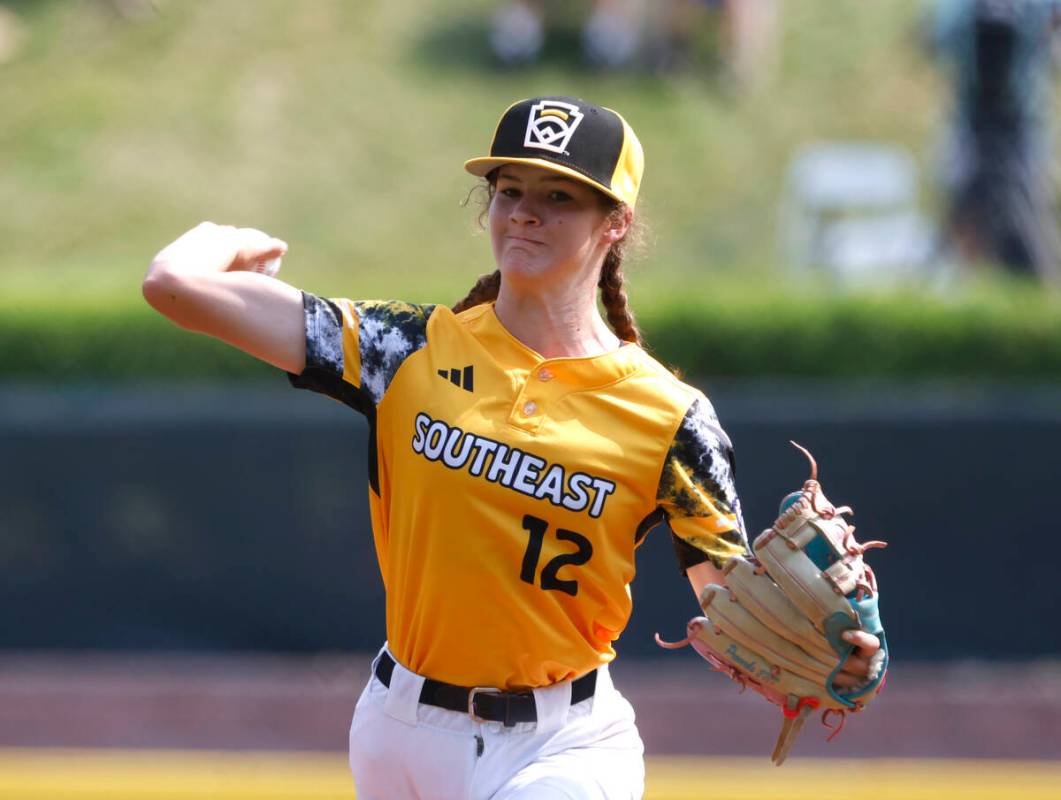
[2,382,1058,659]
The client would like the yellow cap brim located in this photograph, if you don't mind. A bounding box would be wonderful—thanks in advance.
[463,156,629,206]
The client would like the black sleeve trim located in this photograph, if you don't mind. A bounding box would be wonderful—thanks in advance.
[287,364,374,414]
[670,530,712,574]
[633,507,666,547]
[286,292,374,412]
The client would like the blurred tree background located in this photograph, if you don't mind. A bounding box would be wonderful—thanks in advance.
[1,0,1059,383]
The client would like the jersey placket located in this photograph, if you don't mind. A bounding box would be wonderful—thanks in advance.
[506,363,569,433]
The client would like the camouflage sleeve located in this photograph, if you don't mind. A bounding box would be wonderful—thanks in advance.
[287,292,435,412]
[657,394,750,571]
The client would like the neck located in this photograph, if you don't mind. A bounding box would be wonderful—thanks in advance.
[493,281,621,359]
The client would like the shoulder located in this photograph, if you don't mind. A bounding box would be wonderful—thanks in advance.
[442,301,492,330]
[628,353,733,461]
[669,391,731,459]
[354,299,437,333]
[301,295,436,336]
[626,348,708,420]
[657,383,739,513]
[351,300,438,404]
[355,300,437,356]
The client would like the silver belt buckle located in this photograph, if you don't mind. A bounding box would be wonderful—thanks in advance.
[468,686,502,723]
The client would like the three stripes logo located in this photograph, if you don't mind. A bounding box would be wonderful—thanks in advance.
[438,365,474,392]
[524,100,584,155]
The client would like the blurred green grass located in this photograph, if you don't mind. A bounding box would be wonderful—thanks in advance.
[2,0,947,306]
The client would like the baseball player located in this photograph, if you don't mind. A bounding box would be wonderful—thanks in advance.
[143,96,880,798]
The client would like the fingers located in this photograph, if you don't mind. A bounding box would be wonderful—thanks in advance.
[842,629,880,659]
[832,658,871,689]
[831,672,864,689]
[841,653,871,675]
[233,227,288,269]
[831,630,882,690]
[163,223,288,273]
[151,221,238,274]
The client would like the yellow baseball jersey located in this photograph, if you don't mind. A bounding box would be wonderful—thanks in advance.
[289,295,748,690]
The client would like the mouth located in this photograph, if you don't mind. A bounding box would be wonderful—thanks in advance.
[506,235,544,246]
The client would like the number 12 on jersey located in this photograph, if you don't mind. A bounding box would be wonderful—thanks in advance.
[519,514,594,597]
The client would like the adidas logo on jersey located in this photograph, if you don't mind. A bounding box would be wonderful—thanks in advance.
[437,365,474,392]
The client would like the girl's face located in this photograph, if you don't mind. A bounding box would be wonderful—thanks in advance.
[488,164,623,292]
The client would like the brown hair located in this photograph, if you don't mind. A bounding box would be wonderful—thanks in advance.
[453,179,644,347]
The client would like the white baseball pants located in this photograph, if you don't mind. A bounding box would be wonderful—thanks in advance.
[348,645,645,800]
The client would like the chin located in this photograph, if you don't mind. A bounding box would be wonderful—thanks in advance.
[499,258,561,288]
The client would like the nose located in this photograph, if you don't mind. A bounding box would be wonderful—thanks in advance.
[509,195,541,227]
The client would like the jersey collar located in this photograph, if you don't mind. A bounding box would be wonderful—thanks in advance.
[465,302,646,389]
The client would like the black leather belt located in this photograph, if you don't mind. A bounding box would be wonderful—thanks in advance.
[374,652,597,727]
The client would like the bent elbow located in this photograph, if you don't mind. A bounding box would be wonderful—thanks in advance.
[142,264,196,329]
[143,265,176,307]
[142,266,171,309]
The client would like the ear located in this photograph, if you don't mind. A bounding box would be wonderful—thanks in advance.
[601,205,634,245]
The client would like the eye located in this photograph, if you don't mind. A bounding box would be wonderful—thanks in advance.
[498,186,521,198]
[548,190,573,202]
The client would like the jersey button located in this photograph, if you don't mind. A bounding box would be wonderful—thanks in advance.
[522,401,538,416]
[537,368,554,382]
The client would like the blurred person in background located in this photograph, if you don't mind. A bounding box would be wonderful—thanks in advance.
[489,0,644,69]
[489,0,779,89]
[0,3,26,63]
[652,0,779,87]
[927,0,1061,284]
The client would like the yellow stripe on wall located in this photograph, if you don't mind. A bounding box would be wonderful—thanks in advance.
[1,750,1060,800]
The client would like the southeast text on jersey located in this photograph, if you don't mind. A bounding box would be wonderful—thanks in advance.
[410,412,616,518]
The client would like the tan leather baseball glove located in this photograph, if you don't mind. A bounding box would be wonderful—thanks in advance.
[657,443,888,765]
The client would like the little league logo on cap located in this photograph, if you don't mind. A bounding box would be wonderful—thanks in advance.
[524,100,585,155]
[464,96,645,208]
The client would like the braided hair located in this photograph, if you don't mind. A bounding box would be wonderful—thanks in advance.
[451,268,502,314]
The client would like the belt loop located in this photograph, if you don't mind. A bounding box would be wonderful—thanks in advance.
[532,676,573,733]
[588,663,611,716]
[382,650,425,726]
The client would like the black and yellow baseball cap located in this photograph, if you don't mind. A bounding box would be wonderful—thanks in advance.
[464,96,644,208]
